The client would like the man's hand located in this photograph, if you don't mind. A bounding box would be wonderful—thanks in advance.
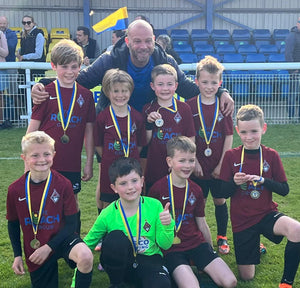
[31,83,49,105]
[160,202,172,226]
[220,91,234,117]
[12,256,25,275]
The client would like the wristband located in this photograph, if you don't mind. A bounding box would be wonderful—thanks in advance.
[216,87,229,98]
[145,122,154,130]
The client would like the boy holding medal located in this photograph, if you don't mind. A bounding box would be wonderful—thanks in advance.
[149,136,237,288]
[26,39,96,234]
[218,104,300,288]
[6,131,93,288]
[83,157,175,288]
[187,56,233,255]
[143,64,195,192]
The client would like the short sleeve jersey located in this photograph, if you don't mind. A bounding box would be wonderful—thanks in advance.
[31,81,96,172]
[143,100,195,186]
[148,176,206,254]
[187,96,233,178]
[219,145,287,233]
[83,196,175,256]
[6,170,77,272]
[94,106,147,196]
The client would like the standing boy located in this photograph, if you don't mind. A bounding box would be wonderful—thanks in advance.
[149,136,237,288]
[26,39,96,233]
[187,55,233,255]
[219,104,300,288]
[83,157,175,288]
[6,131,93,288]
[143,64,195,191]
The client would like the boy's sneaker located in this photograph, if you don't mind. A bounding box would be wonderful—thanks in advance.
[260,243,267,254]
[217,235,230,254]
[279,283,292,288]
[94,241,102,251]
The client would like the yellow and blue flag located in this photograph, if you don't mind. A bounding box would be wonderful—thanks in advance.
[92,7,128,34]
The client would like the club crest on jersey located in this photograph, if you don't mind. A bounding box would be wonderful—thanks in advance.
[143,220,151,232]
[188,192,196,205]
[174,112,182,124]
[131,122,137,134]
[50,189,60,203]
[77,94,84,107]
[263,160,270,172]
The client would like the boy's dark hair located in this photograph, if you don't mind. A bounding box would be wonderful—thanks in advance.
[151,64,177,82]
[77,26,90,37]
[166,136,196,158]
[109,157,143,184]
[236,104,265,127]
[51,39,83,65]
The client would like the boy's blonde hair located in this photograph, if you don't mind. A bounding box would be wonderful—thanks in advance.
[151,64,178,82]
[102,68,134,97]
[51,39,83,66]
[167,136,196,158]
[22,131,55,154]
[236,104,265,127]
[196,55,224,81]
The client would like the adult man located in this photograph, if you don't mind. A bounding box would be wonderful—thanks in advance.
[32,20,233,115]
[74,26,101,66]
[0,15,17,128]
[285,17,300,120]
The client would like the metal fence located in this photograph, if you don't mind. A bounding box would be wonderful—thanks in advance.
[0,62,299,128]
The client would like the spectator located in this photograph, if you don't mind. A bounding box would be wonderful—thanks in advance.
[16,15,45,77]
[285,17,300,121]
[74,26,100,66]
[0,29,8,125]
[156,34,182,64]
[104,29,126,53]
[31,19,234,116]
[0,15,18,128]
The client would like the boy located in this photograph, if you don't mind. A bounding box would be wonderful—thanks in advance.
[143,64,195,192]
[187,55,233,255]
[149,136,237,288]
[6,131,93,288]
[219,104,300,288]
[83,157,175,288]
[26,39,96,233]
[94,68,147,208]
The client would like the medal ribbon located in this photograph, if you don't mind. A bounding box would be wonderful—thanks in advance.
[197,96,219,149]
[157,97,178,113]
[168,174,189,234]
[54,79,77,135]
[109,105,132,157]
[25,171,52,238]
[239,146,263,189]
[118,200,141,258]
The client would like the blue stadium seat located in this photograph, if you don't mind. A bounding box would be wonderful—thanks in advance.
[275,40,286,51]
[211,29,231,42]
[179,52,198,63]
[192,40,209,48]
[213,40,230,47]
[154,29,169,38]
[233,40,250,49]
[255,40,271,50]
[272,29,289,41]
[225,70,250,98]
[223,53,244,63]
[252,70,276,98]
[232,29,251,41]
[194,44,215,56]
[258,44,279,56]
[173,40,189,46]
[245,53,266,63]
[276,70,289,99]
[173,44,193,54]
[268,53,285,62]
[252,29,271,41]
[216,44,236,55]
[191,29,210,41]
[237,44,257,56]
[197,53,221,62]
[170,29,190,42]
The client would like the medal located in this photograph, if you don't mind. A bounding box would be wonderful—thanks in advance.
[155,118,164,127]
[204,147,212,157]
[173,236,181,244]
[61,133,70,144]
[250,190,261,199]
[30,238,41,250]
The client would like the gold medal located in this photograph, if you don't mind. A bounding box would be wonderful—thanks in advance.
[61,133,70,144]
[173,236,181,244]
[250,190,260,199]
[30,238,41,250]
[155,118,164,127]
[204,147,212,157]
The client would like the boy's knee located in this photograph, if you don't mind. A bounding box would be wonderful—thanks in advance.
[77,246,93,272]
[223,276,237,288]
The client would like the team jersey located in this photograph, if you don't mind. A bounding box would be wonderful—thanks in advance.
[6,170,77,272]
[84,196,174,256]
[220,145,287,233]
[31,81,96,172]
[187,96,233,179]
[142,99,195,186]
[94,106,147,197]
[149,176,206,254]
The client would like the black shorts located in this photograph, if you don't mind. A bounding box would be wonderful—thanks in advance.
[233,211,285,265]
[30,233,83,288]
[165,242,219,274]
[192,178,222,199]
[58,171,81,194]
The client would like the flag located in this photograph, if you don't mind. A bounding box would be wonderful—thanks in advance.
[92,7,128,34]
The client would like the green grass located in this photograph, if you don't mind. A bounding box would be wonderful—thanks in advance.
[0,125,300,288]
